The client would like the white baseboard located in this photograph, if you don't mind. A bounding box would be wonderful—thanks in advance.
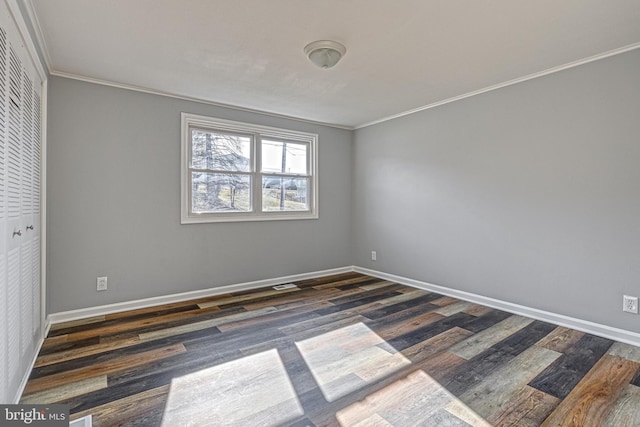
[354,266,640,347]
[46,265,640,348]
[14,320,51,403]
[47,266,353,325]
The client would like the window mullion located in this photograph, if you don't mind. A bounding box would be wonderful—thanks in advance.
[189,167,253,175]
[263,172,311,178]
[254,133,261,213]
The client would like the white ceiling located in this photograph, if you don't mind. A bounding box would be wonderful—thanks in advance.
[28,0,640,129]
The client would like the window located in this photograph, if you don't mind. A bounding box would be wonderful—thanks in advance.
[181,113,318,223]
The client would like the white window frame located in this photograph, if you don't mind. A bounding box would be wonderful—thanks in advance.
[181,113,319,224]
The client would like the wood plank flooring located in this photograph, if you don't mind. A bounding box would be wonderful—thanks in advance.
[21,272,640,426]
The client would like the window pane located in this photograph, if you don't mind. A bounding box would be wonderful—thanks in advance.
[191,129,251,172]
[261,140,307,174]
[192,172,251,212]
[262,176,309,211]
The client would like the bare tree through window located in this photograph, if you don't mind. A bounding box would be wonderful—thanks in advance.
[181,113,317,223]
[191,129,251,212]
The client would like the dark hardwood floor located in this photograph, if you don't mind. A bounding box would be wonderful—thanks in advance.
[21,273,640,426]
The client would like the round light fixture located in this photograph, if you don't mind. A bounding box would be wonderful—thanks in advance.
[304,40,347,69]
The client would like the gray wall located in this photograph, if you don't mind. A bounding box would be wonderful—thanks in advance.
[353,49,640,333]
[48,49,640,335]
[47,77,352,313]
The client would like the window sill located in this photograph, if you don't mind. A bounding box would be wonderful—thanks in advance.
[181,211,319,224]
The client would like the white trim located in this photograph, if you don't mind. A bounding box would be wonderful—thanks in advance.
[16,0,640,133]
[43,265,640,350]
[4,0,49,342]
[13,320,49,403]
[180,113,319,224]
[39,78,47,336]
[18,0,52,73]
[40,41,640,131]
[50,70,352,130]
[3,0,48,404]
[354,266,640,347]
[47,266,352,324]
[6,0,46,80]
[69,415,92,427]
[354,42,640,129]
[43,316,50,338]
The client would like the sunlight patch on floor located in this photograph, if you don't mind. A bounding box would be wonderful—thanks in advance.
[162,322,492,426]
[297,322,491,426]
[337,369,491,426]
[296,323,411,402]
[162,349,303,426]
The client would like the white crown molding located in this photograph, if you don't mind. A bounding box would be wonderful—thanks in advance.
[355,42,640,129]
[7,0,47,79]
[49,70,354,131]
[55,41,640,131]
[354,266,640,347]
[47,266,353,324]
[15,1,640,131]
[19,0,52,72]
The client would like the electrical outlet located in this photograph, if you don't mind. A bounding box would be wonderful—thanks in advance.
[97,276,108,292]
[623,295,638,314]
[371,251,377,261]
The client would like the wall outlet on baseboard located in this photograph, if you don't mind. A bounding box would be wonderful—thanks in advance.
[97,276,108,292]
[371,251,377,261]
[623,295,638,314]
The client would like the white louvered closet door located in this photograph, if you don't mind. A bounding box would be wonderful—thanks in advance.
[0,19,7,404]
[0,1,43,404]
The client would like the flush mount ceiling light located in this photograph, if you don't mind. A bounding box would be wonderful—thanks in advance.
[304,40,347,69]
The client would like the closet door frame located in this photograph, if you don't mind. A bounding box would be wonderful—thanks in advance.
[3,0,47,404]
